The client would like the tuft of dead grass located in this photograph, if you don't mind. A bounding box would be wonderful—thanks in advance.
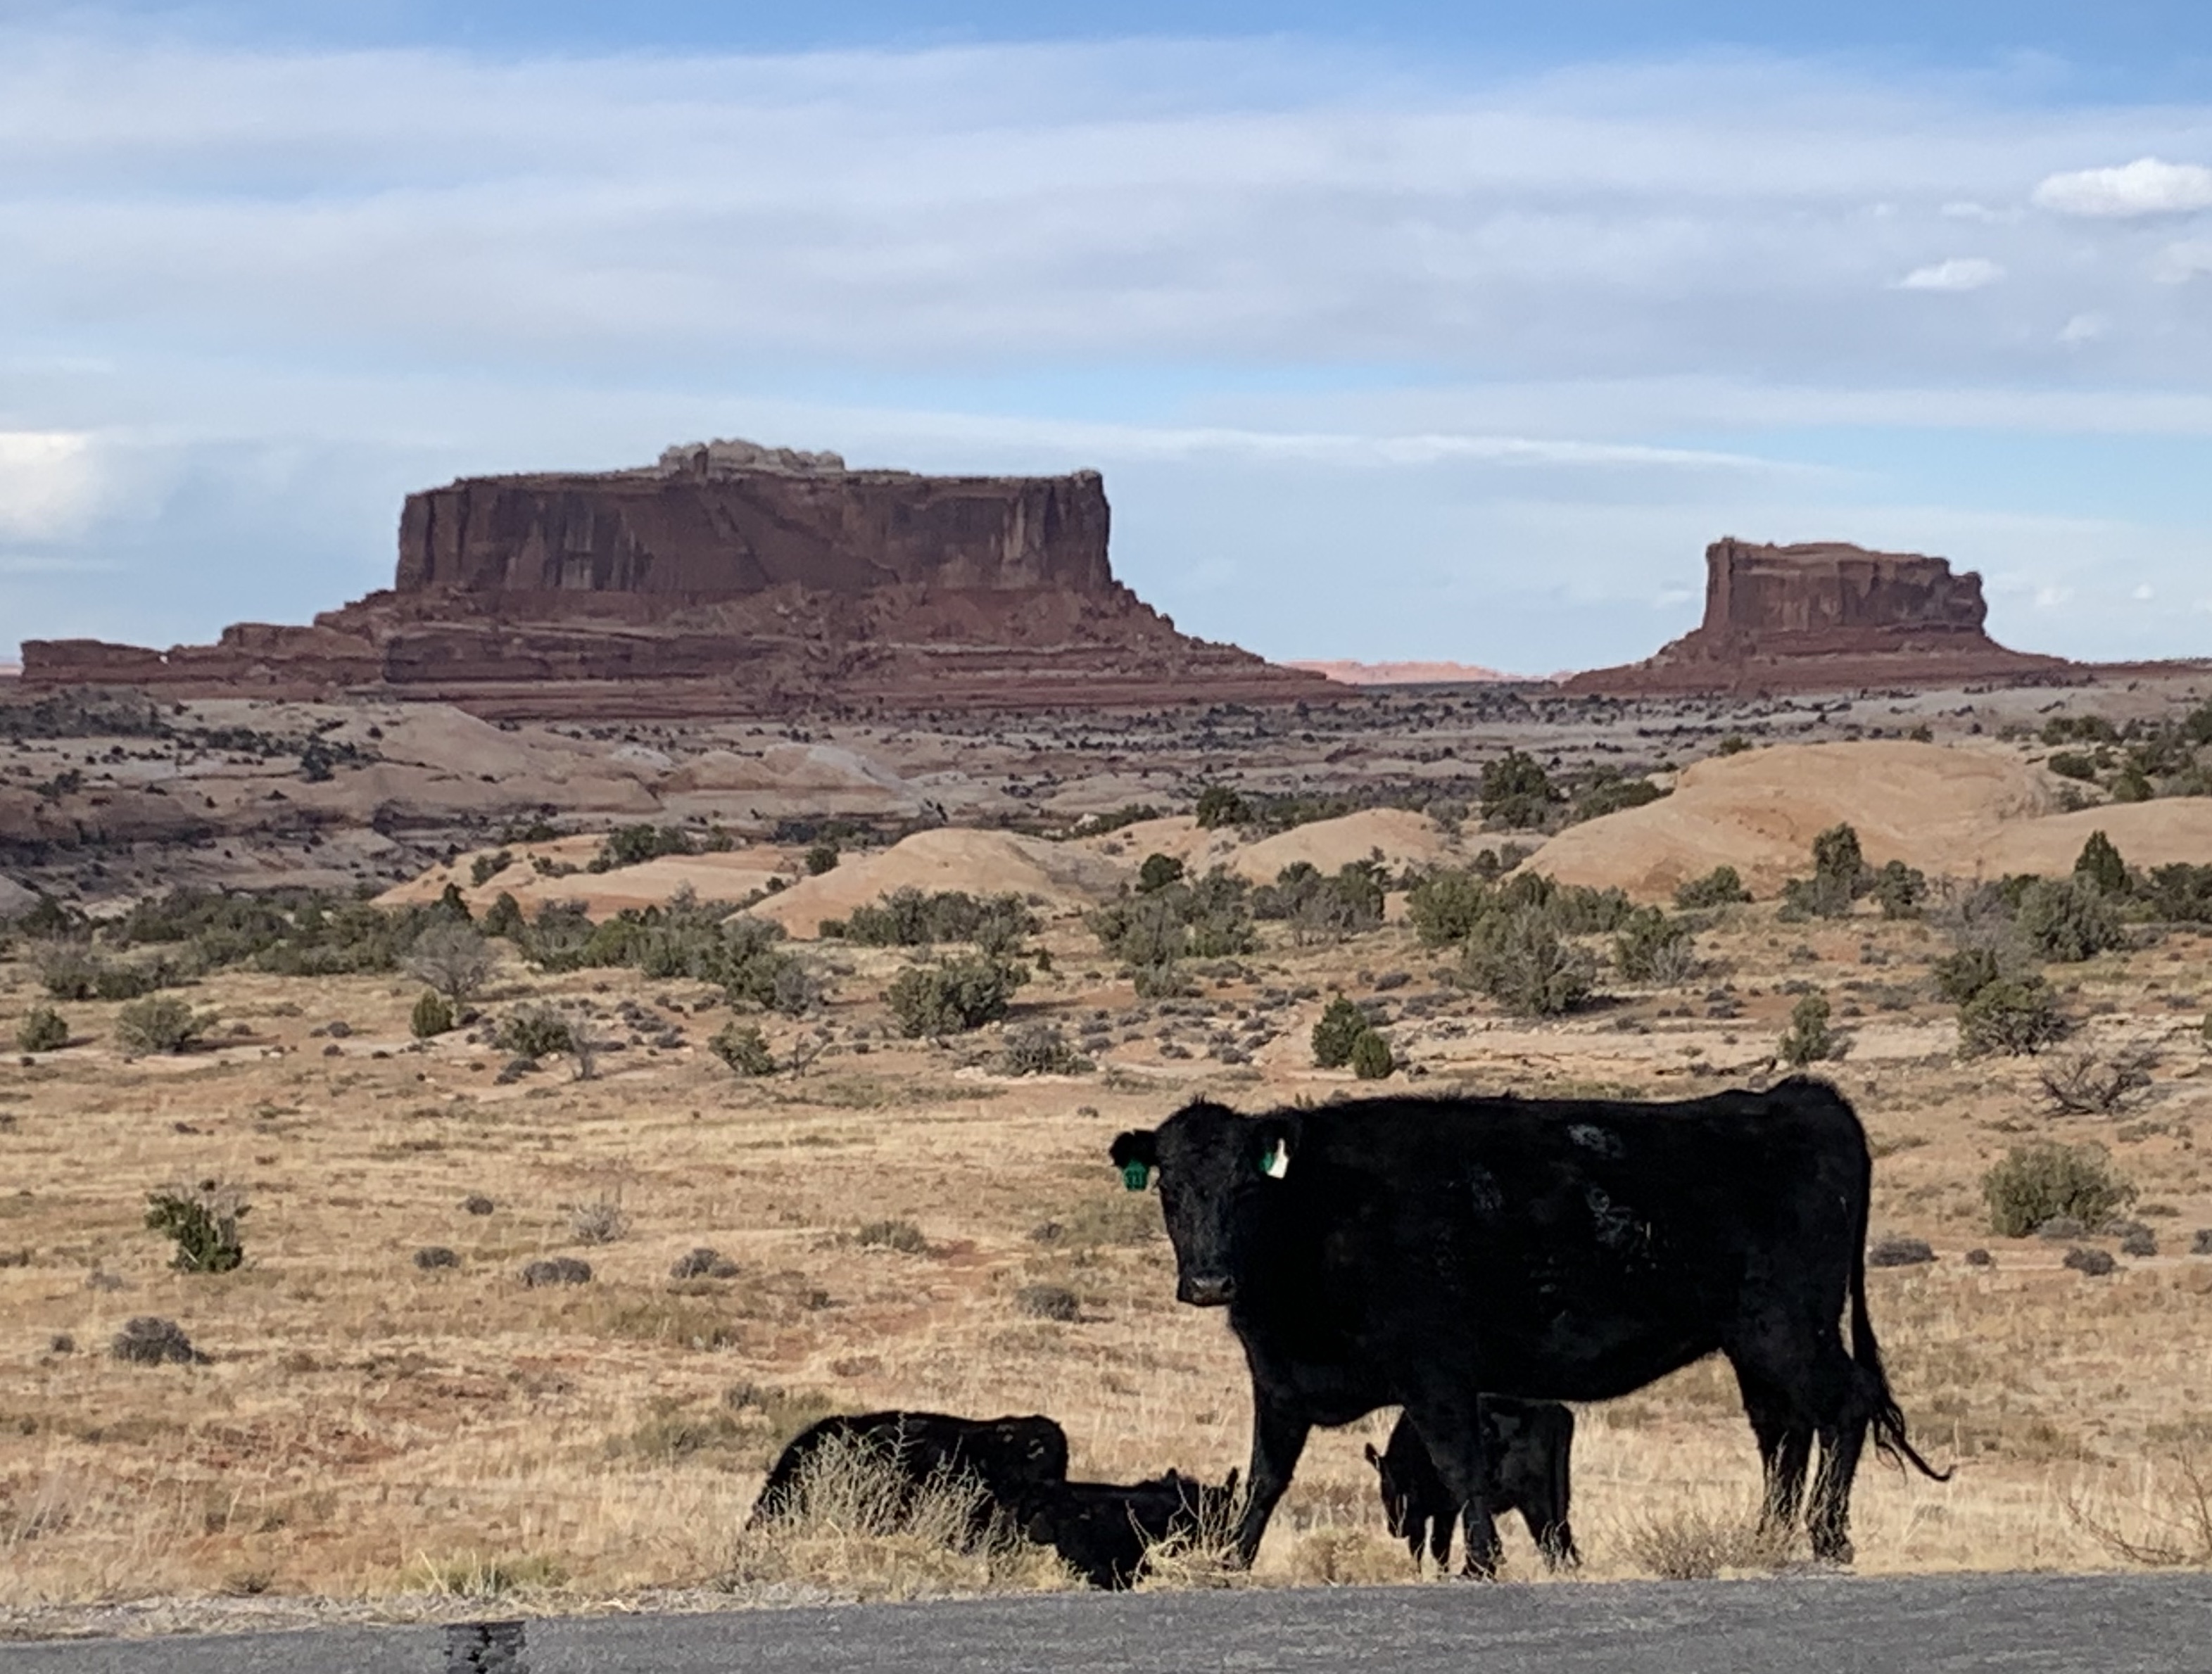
[2064,1454,2212,1569]
[1619,1499,1796,1580]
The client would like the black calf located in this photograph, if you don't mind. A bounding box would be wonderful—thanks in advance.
[1366,1400,1579,1570]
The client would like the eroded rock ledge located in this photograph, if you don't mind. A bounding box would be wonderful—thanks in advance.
[23,441,1329,716]
[1560,538,2073,697]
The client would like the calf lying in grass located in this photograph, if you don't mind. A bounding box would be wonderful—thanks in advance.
[1019,1469,1241,1590]
[750,1409,1069,1546]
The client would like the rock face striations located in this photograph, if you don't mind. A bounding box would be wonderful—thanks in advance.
[24,441,1327,716]
[1560,538,2071,697]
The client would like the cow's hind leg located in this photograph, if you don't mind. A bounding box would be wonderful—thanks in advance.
[1728,1360,1813,1532]
[1740,1336,1868,1564]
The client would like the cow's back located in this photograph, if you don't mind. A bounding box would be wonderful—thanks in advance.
[1247,1080,1870,1402]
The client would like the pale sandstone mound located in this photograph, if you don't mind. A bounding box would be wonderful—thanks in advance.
[377,842,790,918]
[750,828,1132,938]
[1528,742,2062,901]
[1966,801,2212,879]
[1069,808,1453,884]
[1231,809,1456,882]
[1561,538,2069,697]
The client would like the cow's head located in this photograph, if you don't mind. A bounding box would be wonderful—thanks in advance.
[1363,1442,1414,1540]
[989,1416,1070,1482]
[1111,1100,1298,1308]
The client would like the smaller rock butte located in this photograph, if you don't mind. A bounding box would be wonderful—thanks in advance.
[21,440,1329,717]
[1560,538,2073,697]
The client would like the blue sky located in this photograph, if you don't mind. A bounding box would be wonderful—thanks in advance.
[4,4,2211,671]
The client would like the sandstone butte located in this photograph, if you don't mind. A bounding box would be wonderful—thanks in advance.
[1559,537,2087,697]
[20,439,1332,718]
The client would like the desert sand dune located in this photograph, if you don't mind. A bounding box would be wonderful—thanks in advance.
[1529,741,2065,900]
[750,828,1132,937]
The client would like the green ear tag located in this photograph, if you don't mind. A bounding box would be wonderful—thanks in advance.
[1260,1140,1289,1180]
[1120,1161,1151,1192]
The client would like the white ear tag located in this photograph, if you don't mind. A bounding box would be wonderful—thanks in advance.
[1261,1140,1289,1180]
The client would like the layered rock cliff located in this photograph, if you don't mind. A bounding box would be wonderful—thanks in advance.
[1560,538,2071,697]
[22,441,1327,716]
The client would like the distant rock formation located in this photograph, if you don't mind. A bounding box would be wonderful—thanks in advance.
[1284,659,1534,687]
[23,440,1329,716]
[1560,538,2072,697]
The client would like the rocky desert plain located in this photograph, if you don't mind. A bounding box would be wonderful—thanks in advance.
[6,444,2212,1637]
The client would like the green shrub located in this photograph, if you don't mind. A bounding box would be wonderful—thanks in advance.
[1674,865,1751,909]
[481,892,525,940]
[844,888,1037,952]
[2140,863,2212,925]
[1251,861,1385,941]
[1192,785,1249,830]
[113,996,208,1055]
[595,824,696,869]
[997,1024,1089,1076]
[855,1219,927,1253]
[1571,774,1667,823]
[1869,860,1928,920]
[469,850,514,888]
[1781,823,1869,919]
[1981,1142,2135,1238]
[2015,877,2125,963]
[145,1185,246,1273]
[804,842,840,876]
[885,956,1027,1036]
[709,1023,777,1076]
[1778,993,1840,1067]
[1137,853,1186,893]
[1348,1030,1395,1080]
[1614,907,1695,982]
[2073,830,2128,895]
[1481,750,1557,829]
[1462,907,1595,1017]
[1931,946,2002,1004]
[497,1004,575,1060]
[2047,750,2099,782]
[1717,734,1751,755]
[410,990,455,1039]
[1310,996,1370,1068]
[1405,868,1493,946]
[1958,976,2066,1057]
[16,1005,68,1053]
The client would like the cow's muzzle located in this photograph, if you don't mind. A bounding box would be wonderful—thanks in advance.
[1178,1273,1237,1307]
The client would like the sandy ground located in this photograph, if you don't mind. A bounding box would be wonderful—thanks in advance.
[4,863,2211,1623]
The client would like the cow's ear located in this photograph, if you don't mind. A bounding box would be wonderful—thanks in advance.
[1110,1129,1158,1191]
[1253,1113,1301,1181]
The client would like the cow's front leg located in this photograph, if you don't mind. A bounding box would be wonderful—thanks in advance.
[1232,1389,1310,1567]
[1403,1390,1499,1578]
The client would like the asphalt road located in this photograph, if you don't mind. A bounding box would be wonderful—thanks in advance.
[6,1572,2209,1674]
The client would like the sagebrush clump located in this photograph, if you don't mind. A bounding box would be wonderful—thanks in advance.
[113,996,209,1056]
[1982,1142,2135,1238]
[1461,906,1595,1017]
[15,1005,68,1053]
[885,956,1027,1036]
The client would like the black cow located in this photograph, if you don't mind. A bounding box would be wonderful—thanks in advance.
[1110,1082,1946,1573]
[1365,1400,1578,1570]
[747,1410,1070,1541]
[1020,1469,1240,1588]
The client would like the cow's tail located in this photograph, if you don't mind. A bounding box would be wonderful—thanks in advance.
[1847,1194,1952,1484]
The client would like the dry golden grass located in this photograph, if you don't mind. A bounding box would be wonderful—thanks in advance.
[3,894,2211,1628]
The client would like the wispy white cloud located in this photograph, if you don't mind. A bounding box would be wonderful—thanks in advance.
[0,431,98,538]
[2153,239,2212,284]
[2034,156,2212,217]
[1897,257,2004,291]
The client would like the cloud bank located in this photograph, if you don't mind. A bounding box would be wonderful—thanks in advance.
[2,26,2210,667]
